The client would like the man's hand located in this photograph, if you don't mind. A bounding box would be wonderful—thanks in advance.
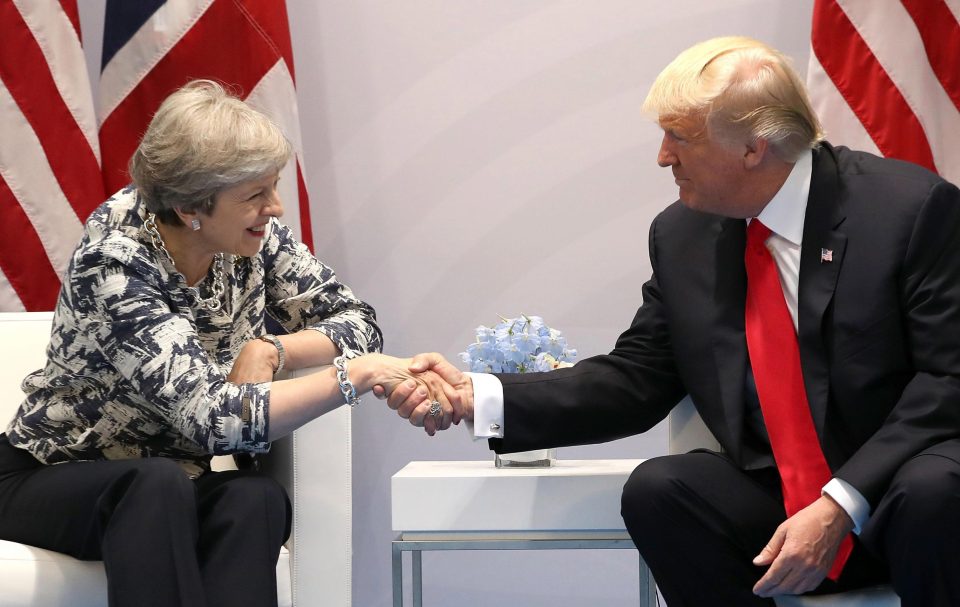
[752,495,854,597]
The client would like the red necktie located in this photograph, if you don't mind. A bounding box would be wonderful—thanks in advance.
[744,219,852,580]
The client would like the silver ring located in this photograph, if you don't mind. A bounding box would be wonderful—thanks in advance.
[428,400,442,418]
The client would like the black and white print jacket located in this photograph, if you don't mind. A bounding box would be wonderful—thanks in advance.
[6,187,382,477]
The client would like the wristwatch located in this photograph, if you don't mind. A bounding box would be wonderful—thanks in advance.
[258,334,286,373]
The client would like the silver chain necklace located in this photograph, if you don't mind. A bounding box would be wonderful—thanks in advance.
[143,213,225,312]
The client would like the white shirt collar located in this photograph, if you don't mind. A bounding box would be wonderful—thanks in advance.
[754,150,813,246]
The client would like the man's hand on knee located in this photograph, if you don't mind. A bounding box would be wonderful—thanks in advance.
[752,496,854,597]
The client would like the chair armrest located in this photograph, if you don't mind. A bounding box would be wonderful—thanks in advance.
[260,365,353,607]
[668,396,722,454]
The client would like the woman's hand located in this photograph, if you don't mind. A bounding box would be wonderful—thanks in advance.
[350,354,455,435]
[228,338,280,383]
[374,353,473,435]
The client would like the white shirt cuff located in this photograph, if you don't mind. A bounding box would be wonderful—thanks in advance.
[464,372,504,439]
[823,477,870,535]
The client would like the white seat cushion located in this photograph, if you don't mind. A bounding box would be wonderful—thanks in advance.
[775,585,900,607]
[0,539,107,607]
[276,546,292,607]
[0,539,291,607]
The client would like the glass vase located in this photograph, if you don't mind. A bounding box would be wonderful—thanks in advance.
[494,448,556,468]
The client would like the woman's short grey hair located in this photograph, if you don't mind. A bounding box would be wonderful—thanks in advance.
[129,80,292,225]
[642,36,824,162]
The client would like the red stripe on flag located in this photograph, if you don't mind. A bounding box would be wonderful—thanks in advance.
[59,0,82,42]
[0,2,103,221]
[296,160,313,252]
[240,0,297,82]
[812,0,937,172]
[99,0,287,194]
[0,176,62,311]
[900,0,960,114]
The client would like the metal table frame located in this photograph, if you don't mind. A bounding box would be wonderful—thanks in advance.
[391,531,656,607]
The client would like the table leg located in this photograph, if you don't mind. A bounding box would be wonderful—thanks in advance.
[412,550,423,607]
[392,542,404,607]
[638,557,657,607]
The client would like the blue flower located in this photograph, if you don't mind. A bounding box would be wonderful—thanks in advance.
[460,315,577,374]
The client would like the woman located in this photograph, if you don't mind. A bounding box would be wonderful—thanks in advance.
[0,80,448,607]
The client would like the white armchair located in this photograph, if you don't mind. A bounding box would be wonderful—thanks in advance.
[0,312,352,607]
[668,396,900,607]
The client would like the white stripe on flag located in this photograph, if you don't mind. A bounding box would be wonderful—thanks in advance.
[0,267,26,313]
[13,0,100,162]
[946,0,960,24]
[245,60,307,242]
[0,80,85,278]
[806,52,881,156]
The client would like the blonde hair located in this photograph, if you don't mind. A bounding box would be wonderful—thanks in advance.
[642,36,823,161]
[129,80,292,225]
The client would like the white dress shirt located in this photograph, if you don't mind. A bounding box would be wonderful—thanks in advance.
[468,150,870,533]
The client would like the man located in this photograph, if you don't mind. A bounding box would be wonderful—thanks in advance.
[387,36,960,606]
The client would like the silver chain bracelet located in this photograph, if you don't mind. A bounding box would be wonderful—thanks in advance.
[333,354,361,407]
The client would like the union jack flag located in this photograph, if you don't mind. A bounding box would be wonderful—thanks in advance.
[100,0,314,250]
[0,0,313,312]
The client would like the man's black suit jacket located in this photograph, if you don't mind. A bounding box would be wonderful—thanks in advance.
[493,143,960,507]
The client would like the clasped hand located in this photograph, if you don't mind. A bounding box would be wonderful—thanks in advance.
[230,340,472,437]
[373,353,474,436]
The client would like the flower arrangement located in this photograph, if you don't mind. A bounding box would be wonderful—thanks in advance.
[459,315,578,373]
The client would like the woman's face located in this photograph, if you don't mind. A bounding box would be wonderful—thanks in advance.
[201,172,284,257]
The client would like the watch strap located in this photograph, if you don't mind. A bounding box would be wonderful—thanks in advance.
[258,334,285,373]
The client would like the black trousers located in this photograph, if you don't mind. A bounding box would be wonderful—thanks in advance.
[0,435,291,607]
[621,441,960,607]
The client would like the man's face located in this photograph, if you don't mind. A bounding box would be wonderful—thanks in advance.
[656,117,759,218]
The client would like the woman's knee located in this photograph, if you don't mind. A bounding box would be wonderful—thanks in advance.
[107,457,195,501]
[95,457,199,538]
[240,475,289,518]
[199,472,291,536]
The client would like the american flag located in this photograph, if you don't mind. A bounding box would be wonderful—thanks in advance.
[0,0,313,312]
[0,0,102,311]
[808,0,960,184]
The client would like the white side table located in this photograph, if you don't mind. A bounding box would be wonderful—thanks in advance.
[390,459,655,607]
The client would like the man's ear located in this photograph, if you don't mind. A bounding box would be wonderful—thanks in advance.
[743,137,769,170]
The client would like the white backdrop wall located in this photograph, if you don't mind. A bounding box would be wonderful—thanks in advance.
[79,2,814,605]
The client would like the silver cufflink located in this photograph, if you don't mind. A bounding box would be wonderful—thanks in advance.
[490,423,501,431]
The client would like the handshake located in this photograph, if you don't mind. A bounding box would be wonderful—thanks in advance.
[370,353,476,436]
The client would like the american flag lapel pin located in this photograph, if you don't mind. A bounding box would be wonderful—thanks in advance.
[820,248,833,263]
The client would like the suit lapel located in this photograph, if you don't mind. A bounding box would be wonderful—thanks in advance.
[798,144,847,435]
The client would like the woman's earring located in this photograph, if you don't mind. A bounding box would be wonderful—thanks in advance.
[191,218,201,231]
